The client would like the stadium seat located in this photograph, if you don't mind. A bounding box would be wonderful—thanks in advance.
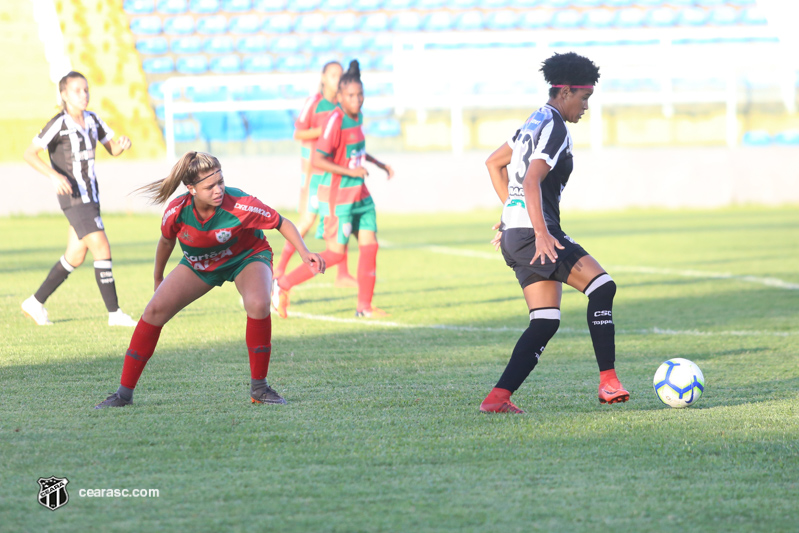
[485,10,518,31]
[130,16,162,35]
[336,34,367,53]
[678,8,709,26]
[360,13,389,32]
[293,0,321,12]
[584,8,615,29]
[664,0,693,5]
[164,15,197,34]
[246,111,295,140]
[210,55,242,74]
[509,0,542,7]
[196,16,228,34]
[222,0,252,12]
[551,9,582,28]
[242,55,274,72]
[423,12,453,32]
[603,0,632,6]
[450,0,477,8]
[645,7,677,27]
[311,53,342,71]
[276,55,309,72]
[325,0,352,10]
[540,0,571,6]
[303,34,333,52]
[390,12,422,32]
[371,33,393,51]
[328,13,359,32]
[373,53,393,71]
[615,8,645,28]
[173,121,200,142]
[199,112,247,141]
[157,0,188,15]
[709,6,739,25]
[362,104,393,117]
[774,130,799,146]
[741,130,771,146]
[229,15,260,33]
[189,0,220,14]
[142,57,175,74]
[186,86,228,101]
[270,35,301,53]
[481,0,510,7]
[124,0,156,14]
[233,85,280,100]
[631,0,663,7]
[695,0,725,6]
[263,14,293,33]
[518,10,552,29]
[352,0,385,10]
[370,82,393,95]
[727,0,756,5]
[365,118,401,137]
[172,36,203,53]
[177,56,209,74]
[454,10,484,31]
[148,81,165,100]
[253,0,286,11]
[283,84,312,98]
[416,0,445,9]
[294,14,326,33]
[136,38,169,54]
[204,36,234,53]
[740,7,767,25]
[156,106,191,120]
[237,36,268,53]
[572,0,602,6]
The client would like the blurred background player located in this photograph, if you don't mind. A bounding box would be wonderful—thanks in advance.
[272,61,357,288]
[479,52,629,414]
[21,71,137,327]
[273,60,394,319]
[95,151,325,408]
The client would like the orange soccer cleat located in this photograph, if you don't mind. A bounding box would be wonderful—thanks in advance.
[355,306,390,318]
[270,279,290,319]
[598,382,630,404]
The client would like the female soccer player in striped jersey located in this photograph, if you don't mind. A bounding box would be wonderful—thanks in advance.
[480,52,629,414]
[94,152,325,408]
[273,60,394,319]
[272,61,357,287]
[21,71,137,327]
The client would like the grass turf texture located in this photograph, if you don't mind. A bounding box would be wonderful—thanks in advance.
[1,206,797,532]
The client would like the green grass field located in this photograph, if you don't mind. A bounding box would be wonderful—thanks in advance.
[1,206,798,532]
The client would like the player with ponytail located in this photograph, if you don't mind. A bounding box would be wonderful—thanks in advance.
[95,151,325,408]
[273,60,394,318]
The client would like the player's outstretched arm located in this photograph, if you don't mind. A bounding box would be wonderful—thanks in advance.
[486,142,513,204]
[278,218,326,274]
[23,142,73,195]
[101,136,132,157]
[153,235,176,291]
[365,153,394,180]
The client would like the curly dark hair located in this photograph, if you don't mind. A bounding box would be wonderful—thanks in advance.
[339,59,362,89]
[540,52,600,97]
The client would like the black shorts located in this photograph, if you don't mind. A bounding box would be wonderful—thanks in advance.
[501,226,588,288]
[63,203,105,239]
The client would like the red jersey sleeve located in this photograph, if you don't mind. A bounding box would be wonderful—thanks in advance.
[161,195,188,239]
[232,195,282,231]
[295,93,321,131]
[315,108,343,157]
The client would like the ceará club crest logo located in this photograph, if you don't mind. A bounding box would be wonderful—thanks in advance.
[38,476,69,511]
[215,229,232,243]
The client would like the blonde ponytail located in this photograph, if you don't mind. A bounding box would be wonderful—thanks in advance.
[136,151,221,205]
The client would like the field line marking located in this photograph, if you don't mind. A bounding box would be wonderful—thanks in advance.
[420,245,799,290]
[289,312,798,337]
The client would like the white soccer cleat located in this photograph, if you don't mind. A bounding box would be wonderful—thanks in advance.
[108,309,138,327]
[21,295,53,325]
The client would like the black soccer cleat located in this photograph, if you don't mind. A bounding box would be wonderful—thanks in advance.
[94,392,133,409]
[251,383,287,405]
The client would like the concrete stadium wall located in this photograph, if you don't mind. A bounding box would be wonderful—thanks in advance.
[2,147,798,217]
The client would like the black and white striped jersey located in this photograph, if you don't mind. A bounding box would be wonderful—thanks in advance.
[33,110,114,209]
[501,104,573,230]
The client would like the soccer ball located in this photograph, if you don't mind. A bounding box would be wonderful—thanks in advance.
[653,358,705,408]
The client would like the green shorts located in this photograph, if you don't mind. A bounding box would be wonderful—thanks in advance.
[306,173,324,215]
[180,251,273,287]
[324,206,377,245]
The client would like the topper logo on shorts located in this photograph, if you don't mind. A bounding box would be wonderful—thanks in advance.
[215,229,232,243]
[37,476,69,511]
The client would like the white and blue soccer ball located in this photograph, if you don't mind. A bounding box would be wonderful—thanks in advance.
[653,358,705,408]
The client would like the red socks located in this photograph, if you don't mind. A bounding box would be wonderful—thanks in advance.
[280,250,345,290]
[246,315,272,380]
[336,249,352,279]
[274,241,296,277]
[484,387,512,404]
[600,368,620,389]
[120,319,163,389]
[357,243,378,312]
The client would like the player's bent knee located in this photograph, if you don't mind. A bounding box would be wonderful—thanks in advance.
[529,308,561,336]
[243,299,270,319]
[584,273,615,300]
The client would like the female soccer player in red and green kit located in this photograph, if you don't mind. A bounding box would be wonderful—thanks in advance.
[480,52,629,414]
[272,60,394,318]
[272,61,356,287]
[94,152,325,408]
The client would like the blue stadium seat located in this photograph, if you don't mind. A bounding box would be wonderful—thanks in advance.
[130,16,162,35]
[518,10,552,29]
[362,104,392,117]
[572,0,602,6]
[327,13,356,32]
[741,131,771,146]
[603,0,632,6]
[551,9,582,28]
[247,111,295,140]
[352,0,384,10]
[360,13,389,32]
[200,112,247,141]
[283,84,312,98]
[373,53,393,71]
[485,10,518,30]
[253,0,285,11]
[540,0,571,6]
[695,0,725,6]
[774,130,799,146]
[370,82,393,95]
[727,0,756,5]
[423,12,453,31]
[311,53,342,71]
[210,55,242,73]
[195,15,228,34]
[391,12,422,31]
[186,86,228,101]
[222,0,251,12]
[371,33,393,51]
[631,0,664,7]
[174,121,200,142]
[142,57,175,74]
[615,8,645,28]
[177,56,209,74]
[276,55,310,72]
[136,38,169,54]
[508,0,542,7]
[336,34,367,53]
[164,15,196,34]
[156,106,190,120]
[124,0,155,15]
[242,55,274,72]
[325,0,352,9]
[157,0,187,15]
[263,14,293,33]
[416,0,444,9]
[450,0,477,8]
[584,8,615,29]
[739,7,767,25]
[172,36,203,53]
[365,118,401,138]
[480,0,510,7]
[645,7,677,27]
[238,36,268,53]
[229,15,261,33]
[677,7,709,26]
[709,6,739,25]
[294,13,326,32]
[664,0,693,5]
[383,0,413,8]
[270,35,301,53]
[303,34,333,52]
[148,81,164,99]
[233,85,280,100]
[293,0,320,12]
[354,55,373,70]
[454,10,483,31]
[189,0,219,14]
[204,36,234,53]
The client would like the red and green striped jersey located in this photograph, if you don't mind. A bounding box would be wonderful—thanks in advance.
[161,187,282,272]
[295,93,338,167]
[315,107,371,216]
